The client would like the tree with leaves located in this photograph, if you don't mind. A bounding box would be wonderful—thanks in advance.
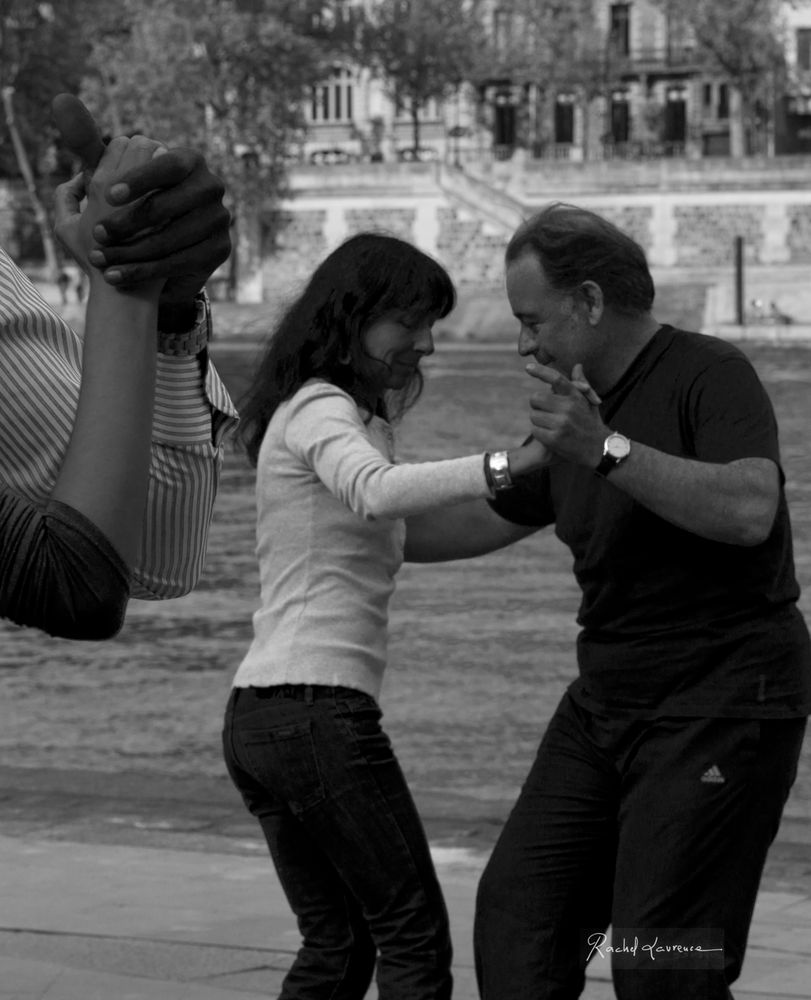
[469,0,606,155]
[0,0,98,271]
[79,0,347,296]
[651,0,788,156]
[360,0,486,153]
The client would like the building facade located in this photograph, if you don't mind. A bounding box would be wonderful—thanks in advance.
[299,0,811,167]
[776,0,811,153]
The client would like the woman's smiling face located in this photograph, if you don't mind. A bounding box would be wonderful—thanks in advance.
[361,312,436,392]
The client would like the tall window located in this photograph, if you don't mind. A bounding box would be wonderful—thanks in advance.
[611,90,630,142]
[717,83,729,120]
[609,3,631,56]
[310,67,354,123]
[798,28,811,71]
[664,86,687,143]
[554,94,575,143]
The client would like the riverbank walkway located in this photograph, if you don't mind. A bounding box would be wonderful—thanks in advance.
[1,831,811,1000]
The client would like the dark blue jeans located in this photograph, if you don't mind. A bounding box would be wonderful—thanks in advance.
[474,692,806,1000]
[222,684,452,1000]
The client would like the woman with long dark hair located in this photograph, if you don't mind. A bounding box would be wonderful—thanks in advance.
[222,232,546,1000]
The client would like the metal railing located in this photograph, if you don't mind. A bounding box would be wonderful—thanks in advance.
[599,140,687,160]
[606,44,701,70]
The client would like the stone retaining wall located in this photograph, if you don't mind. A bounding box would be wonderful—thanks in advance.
[259,183,811,303]
[4,164,811,303]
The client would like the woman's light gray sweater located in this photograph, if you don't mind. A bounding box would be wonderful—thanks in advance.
[232,379,491,700]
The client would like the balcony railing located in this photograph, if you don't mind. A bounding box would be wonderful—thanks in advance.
[600,140,687,160]
[606,44,702,72]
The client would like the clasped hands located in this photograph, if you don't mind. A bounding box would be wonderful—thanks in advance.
[51,94,230,306]
[519,363,608,471]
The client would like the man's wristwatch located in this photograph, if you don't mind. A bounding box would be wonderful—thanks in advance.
[484,451,514,495]
[595,431,631,477]
[157,291,211,356]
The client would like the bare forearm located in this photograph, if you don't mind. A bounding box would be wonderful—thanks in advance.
[405,498,540,562]
[607,443,779,546]
[51,281,158,564]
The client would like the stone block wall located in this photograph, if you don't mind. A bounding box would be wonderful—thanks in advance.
[261,208,328,301]
[257,190,811,302]
[435,207,507,286]
[673,205,764,266]
[344,207,416,241]
[787,206,811,263]
[524,190,811,270]
[589,205,655,256]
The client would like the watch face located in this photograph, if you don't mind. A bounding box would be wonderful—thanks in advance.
[606,433,630,459]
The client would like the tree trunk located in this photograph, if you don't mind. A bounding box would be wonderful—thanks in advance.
[227,200,240,301]
[99,67,124,136]
[411,100,421,152]
[1,86,60,278]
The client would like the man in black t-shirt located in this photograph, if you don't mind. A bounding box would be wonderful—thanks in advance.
[452,204,809,999]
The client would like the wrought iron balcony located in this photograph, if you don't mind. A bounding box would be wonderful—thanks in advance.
[606,44,704,74]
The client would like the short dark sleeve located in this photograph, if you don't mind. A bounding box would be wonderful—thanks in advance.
[689,356,780,465]
[488,464,555,527]
[0,489,131,640]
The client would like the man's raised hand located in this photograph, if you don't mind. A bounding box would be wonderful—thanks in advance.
[51,94,231,306]
[525,362,607,468]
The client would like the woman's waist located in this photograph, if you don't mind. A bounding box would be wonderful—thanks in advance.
[232,645,386,700]
[254,581,392,631]
[248,602,389,659]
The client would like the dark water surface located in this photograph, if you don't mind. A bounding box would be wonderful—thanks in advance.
[2,341,811,824]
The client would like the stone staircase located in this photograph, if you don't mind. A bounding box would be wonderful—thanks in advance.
[433,164,528,286]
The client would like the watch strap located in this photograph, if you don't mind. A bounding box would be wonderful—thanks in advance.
[157,291,211,356]
[595,452,620,477]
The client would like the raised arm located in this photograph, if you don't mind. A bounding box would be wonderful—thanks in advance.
[0,138,165,638]
[51,136,165,564]
[51,93,230,312]
[52,94,239,598]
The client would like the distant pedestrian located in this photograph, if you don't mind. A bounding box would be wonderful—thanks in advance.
[74,270,86,303]
[56,269,71,304]
[221,232,554,1000]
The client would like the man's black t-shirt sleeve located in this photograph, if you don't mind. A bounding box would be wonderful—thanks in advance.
[688,356,781,465]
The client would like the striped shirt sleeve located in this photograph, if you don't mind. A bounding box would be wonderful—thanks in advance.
[0,247,239,605]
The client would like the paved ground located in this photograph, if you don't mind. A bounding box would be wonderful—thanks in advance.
[1,764,811,1000]
[2,826,811,1000]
